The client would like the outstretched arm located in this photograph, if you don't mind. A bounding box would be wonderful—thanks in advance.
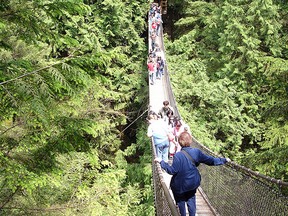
[197,149,230,166]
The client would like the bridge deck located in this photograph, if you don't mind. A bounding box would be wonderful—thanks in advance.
[149,64,215,216]
[161,164,216,216]
[149,17,216,216]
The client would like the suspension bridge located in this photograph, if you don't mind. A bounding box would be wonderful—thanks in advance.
[148,1,288,215]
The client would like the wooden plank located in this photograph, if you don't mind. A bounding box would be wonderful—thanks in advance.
[162,170,215,215]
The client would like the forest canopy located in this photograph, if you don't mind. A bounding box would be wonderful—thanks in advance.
[0,0,154,215]
[1,0,288,215]
[166,0,288,181]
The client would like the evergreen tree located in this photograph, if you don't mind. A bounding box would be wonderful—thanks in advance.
[166,0,288,180]
[0,0,154,214]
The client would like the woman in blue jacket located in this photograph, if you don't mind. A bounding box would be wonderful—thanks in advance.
[155,131,230,216]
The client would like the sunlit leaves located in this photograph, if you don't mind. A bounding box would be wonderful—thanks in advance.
[0,0,150,214]
[167,0,288,181]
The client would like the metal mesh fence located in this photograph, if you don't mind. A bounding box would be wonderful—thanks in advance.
[149,5,288,216]
[151,140,180,216]
[192,139,288,216]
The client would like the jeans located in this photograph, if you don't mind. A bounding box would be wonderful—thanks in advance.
[149,72,155,84]
[156,67,163,79]
[173,189,197,216]
[156,24,160,36]
[155,139,169,162]
[156,68,161,79]
[152,41,155,50]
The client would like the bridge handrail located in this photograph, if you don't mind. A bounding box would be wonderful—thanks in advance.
[156,4,288,189]
[151,138,180,216]
[148,3,288,215]
[191,136,288,187]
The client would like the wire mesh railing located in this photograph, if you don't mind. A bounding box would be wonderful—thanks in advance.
[148,2,288,216]
[151,140,180,216]
[192,137,288,216]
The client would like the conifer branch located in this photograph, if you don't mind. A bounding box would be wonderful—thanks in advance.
[0,187,20,210]
[1,85,18,106]
[0,122,22,136]
[0,56,74,86]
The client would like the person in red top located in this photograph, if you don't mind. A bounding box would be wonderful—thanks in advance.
[151,21,157,32]
[147,60,155,85]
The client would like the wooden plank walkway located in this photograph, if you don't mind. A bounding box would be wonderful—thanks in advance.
[162,168,215,216]
[196,188,216,216]
[149,64,216,215]
[149,19,216,216]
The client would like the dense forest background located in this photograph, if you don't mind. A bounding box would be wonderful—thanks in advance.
[1,0,288,215]
[0,0,154,215]
[166,0,288,182]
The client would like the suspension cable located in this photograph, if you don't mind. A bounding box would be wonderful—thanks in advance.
[118,107,149,137]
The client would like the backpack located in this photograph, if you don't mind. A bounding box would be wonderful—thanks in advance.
[165,107,173,117]
[160,59,164,68]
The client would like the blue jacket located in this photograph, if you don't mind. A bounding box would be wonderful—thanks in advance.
[160,146,228,194]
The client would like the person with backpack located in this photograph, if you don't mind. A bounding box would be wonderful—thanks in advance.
[155,132,231,216]
[158,100,174,125]
[147,114,170,162]
[156,56,165,79]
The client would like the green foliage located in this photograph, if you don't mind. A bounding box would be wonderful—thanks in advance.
[166,0,288,180]
[123,124,155,216]
[245,122,288,180]
[0,0,153,214]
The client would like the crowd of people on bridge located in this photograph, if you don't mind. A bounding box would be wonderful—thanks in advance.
[147,98,230,216]
[147,100,230,216]
[147,3,165,85]
[147,100,190,162]
[146,4,231,216]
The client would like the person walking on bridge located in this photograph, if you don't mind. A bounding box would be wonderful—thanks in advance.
[155,131,230,216]
[147,114,170,162]
[158,100,174,125]
[156,56,165,79]
[147,59,155,85]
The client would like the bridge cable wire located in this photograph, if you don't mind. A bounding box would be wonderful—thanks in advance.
[148,2,288,216]
[118,107,149,137]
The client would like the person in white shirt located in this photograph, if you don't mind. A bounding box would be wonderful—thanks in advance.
[147,114,170,162]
